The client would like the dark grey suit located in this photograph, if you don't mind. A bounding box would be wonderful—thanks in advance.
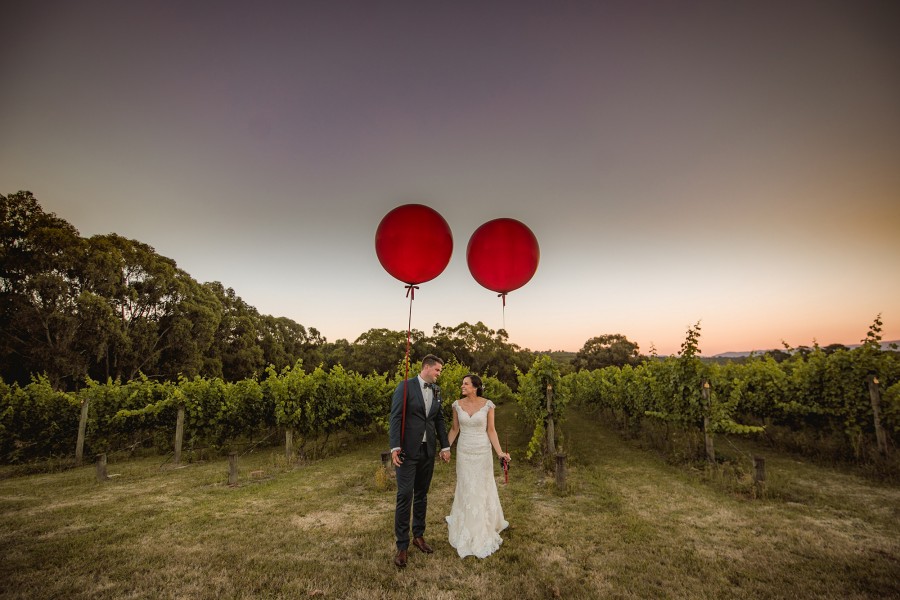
[389,376,450,550]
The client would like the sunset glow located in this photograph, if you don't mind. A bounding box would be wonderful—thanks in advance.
[2,1,897,356]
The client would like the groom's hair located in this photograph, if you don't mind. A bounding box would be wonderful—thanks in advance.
[421,354,443,368]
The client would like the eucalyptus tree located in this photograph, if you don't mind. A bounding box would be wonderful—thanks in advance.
[321,338,352,371]
[572,334,642,371]
[257,314,325,372]
[201,285,327,380]
[823,343,849,356]
[349,327,426,376]
[202,282,264,381]
[0,191,91,388]
[81,234,219,382]
[430,321,533,387]
[153,276,221,380]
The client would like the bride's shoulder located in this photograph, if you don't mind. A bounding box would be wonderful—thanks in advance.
[451,399,459,408]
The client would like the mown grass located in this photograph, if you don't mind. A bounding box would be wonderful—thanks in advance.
[1,403,898,599]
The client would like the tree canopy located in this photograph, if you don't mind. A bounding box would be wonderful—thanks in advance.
[571,334,642,371]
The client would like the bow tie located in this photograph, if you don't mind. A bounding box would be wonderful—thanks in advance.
[424,383,434,390]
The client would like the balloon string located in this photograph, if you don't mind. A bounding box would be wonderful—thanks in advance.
[498,292,507,330]
[401,285,418,445]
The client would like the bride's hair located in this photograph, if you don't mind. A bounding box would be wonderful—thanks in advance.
[464,374,484,397]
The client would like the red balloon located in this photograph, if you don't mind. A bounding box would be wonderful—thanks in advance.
[466,218,539,294]
[375,204,453,285]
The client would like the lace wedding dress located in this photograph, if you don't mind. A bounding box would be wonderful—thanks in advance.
[446,399,509,558]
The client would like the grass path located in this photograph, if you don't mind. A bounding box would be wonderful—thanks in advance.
[1,403,898,599]
[562,409,900,599]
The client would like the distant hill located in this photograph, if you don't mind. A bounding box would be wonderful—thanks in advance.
[711,340,900,359]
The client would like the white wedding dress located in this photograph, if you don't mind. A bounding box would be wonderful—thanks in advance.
[446,400,509,558]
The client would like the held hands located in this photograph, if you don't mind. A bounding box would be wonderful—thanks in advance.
[392,449,451,465]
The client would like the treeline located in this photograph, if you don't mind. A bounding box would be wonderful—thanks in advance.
[1,191,536,390]
[564,320,900,467]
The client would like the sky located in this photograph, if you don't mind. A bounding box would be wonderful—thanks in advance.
[2,0,899,356]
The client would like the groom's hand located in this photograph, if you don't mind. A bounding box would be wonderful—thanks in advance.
[440,449,451,463]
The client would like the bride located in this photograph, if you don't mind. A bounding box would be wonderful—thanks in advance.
[445,374,511,558]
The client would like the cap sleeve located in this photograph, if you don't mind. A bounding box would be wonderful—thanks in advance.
[486,399,495,410]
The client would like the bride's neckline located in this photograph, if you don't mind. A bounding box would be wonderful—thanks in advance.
[458,398,488,418]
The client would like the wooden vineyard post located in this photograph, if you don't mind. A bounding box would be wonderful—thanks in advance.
[381,450,393,474]
[868,376,888,456]
[545,383,557,456]
[555,453,567,491]
[228,452,238,486]
[702,381,715,464]
[96,453,108,482]
[753,456,766,497]
[174,403,185,465]
[285,429,294,463]
[75,397,90,466]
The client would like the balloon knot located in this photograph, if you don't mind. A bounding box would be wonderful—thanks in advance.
[498,292,507,307]
[405,285,419,300]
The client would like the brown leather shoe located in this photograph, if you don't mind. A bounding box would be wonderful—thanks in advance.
[412,537,434,553]
[394,549,407,568]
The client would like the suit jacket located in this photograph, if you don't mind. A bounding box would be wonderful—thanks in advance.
[389,376,450,460]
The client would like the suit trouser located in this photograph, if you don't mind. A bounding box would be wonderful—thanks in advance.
[395,442,435,550]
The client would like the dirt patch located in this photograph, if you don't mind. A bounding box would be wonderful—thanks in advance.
[291,504,383,531]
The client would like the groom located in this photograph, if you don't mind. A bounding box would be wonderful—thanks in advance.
[389,354,451,568]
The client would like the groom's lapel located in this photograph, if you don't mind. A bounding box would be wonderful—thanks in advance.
[411,378,426,415]
[430,385,441,417]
